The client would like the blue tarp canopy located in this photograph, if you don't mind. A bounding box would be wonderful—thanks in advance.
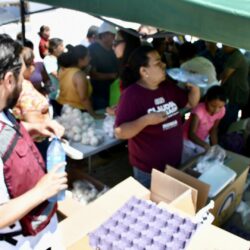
[0,1,55,25]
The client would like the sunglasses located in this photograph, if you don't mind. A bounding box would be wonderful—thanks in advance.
[112,39,125,47]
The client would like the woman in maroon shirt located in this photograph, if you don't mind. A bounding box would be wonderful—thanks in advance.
[115,46,200,188]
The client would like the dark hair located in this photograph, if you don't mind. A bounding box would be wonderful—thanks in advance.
[205,85,227,103]
[38,25,49,37]
[86,25,98,38]
[58,52,73,68]
[23,40,34,50]
[152,37,165,50]
[58,44,88,68]
[118,29,141,67]
[16,32,22,41]
[179,42,197,61]
[22,47,34,67]
[16,32,34,50]
[0,34,23,80]
[121,45,155,88]
[72,45,88,60]
[48,38,63,54]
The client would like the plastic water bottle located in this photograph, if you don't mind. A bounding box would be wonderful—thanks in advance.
[46,137,66,202]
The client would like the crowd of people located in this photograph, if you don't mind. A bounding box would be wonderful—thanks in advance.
[0,21,250,249]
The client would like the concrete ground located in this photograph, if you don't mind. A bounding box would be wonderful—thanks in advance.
[67,142,132,188]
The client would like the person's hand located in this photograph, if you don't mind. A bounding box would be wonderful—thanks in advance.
[185,82,196,90]
[144,112,168,126]
[106,106,116,116]
[34,162,68,202]
[203,143,210,151]
[38,119,65,138]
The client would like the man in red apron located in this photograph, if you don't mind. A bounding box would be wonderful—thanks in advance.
[0,34,67,249]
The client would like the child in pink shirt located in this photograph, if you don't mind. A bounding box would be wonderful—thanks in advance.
[182,85,227,164]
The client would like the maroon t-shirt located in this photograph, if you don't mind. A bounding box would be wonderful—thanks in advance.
[115,80,188,173]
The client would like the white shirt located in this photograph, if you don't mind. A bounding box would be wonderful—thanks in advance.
[0,112,13,205]
[0,112,64,250]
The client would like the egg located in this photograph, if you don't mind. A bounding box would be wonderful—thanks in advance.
[72,126,82,134]
[73,133,81,142]
[81,136,89,145]
[62,104,73,114]
[67,130,74,139]
[90,137,99,147]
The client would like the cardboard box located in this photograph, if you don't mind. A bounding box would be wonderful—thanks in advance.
[58,169,250,250]
[75,225,250,250]
[58,168,106,218]
[150,169,197,215]
[58,177,149,249]
[58,169,197,249]
[179,150,250,225]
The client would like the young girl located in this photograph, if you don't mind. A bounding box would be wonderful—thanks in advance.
[182,85,227,164]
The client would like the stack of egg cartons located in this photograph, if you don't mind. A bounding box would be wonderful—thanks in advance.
[89,197,199,250]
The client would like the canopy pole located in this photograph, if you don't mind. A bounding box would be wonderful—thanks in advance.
[20,0,26,45]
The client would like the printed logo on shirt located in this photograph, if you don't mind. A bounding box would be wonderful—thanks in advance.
[147,99,179,118]
[162,120,178,131]
[154,97,165,105]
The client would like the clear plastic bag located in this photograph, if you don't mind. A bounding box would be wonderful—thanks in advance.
[236,201,250,229]
[194,145,226,173]
[71,180,109,205]
[166,68,209,87]
[103,114,115,138]
[71,180,98,205]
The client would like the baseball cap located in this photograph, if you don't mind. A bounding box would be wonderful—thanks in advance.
[98,22,117,35]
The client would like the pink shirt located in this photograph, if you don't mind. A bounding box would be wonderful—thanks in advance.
[183,103,225,140]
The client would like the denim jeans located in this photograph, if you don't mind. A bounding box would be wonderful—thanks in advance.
[133,167,151,189]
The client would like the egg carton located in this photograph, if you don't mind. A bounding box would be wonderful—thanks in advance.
[89,197,201,250]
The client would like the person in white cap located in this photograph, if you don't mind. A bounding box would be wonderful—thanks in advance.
[89,22,119,110]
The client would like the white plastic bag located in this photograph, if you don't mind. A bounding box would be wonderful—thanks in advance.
[103,114,115,138]
[194,145,226,173]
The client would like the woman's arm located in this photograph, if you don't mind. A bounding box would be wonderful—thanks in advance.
[73,71,96,117]
[209,119,221,145]
[22,119,65,138]
[188,114,210,150]
[0,163,67,228]
[50,71,58,79]
[90,68,117,81]
[185,83,200,109]
[220,68,235,84]
[115,112,168,140]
